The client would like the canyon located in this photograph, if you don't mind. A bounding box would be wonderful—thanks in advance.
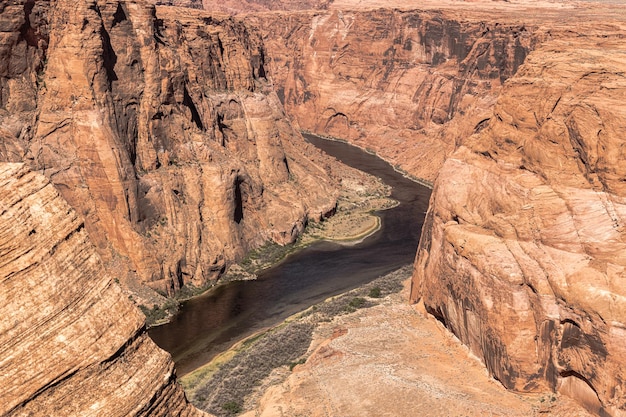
[1,0,626,416]
[244,2,626,415]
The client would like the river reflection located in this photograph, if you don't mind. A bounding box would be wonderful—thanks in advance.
[148,135,431,375]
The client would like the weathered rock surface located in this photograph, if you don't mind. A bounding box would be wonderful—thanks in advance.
[412,26,626,417]
[246,8,540,181]
[195,0,331,14]
[0,163,205,416]
[0,0,338,302]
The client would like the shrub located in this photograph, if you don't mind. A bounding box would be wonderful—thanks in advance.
[193,322,314,416]
[368,286,381,298]
[221,401,242,415]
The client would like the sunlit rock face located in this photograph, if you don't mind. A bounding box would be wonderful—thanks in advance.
[0,163,207,416]
[412,33,626,417]
[246,8,540,182]
[0,0,338,301]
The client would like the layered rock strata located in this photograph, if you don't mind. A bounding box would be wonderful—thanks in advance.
[411,31,626,416]
[0,0,338,301]
[0,163,205,416]
[152,0,330,13]
[247,9,541,181]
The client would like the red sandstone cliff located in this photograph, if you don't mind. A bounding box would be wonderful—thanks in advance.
[0,163,205,416]
[246,8,539,182]
[0,0,338,302]
[240,3,626,414]
[411,27,626,417]
[4,0,626,415]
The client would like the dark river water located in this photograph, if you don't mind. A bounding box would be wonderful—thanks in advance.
[148,135,431,375]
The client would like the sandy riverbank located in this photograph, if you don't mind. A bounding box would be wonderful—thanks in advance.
[221,159,397,280]
[180,265,593,417]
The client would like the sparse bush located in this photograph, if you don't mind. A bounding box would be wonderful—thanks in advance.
[288,357,307,371]
[221,401,242,415]
[193,322,314,416]
[345,297,367,312]
[138,300,179,326]
[189,264,414,416]
[368,286,381,298]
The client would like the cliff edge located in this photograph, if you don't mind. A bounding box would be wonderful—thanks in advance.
[0,163,206,416]
[412,27,626,417]
[0,0,339,303]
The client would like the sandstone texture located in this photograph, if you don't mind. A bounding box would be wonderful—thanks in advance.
[0,163,205,416]
[152,0,332,14]
[246,7,541,182]
[229,1,626,414]
[0,0,338,302]
[412,18,626,417]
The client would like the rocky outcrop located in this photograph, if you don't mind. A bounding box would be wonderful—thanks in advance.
[411,30,626,416]
[246,8,540,181]
[0,0,338,301]
[0,163,205,416]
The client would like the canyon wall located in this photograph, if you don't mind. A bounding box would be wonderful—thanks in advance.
[246,9,540,181]
[0,0,338,303]
[411,29,626,416]
[187,0,330,13]
[0,163,205,416]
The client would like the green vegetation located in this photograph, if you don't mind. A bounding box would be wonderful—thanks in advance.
[345,297,367,312]
[221,401,242,415]
[138,299,178,326]
[368,286,382,298]
[239,240,306,275]
[193,322,315,416]
[288,357,307,371]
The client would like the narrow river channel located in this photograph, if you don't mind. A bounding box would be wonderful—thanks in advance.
[148,135,432,375]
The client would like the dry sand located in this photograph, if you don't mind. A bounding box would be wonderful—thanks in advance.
[241,282,594,417]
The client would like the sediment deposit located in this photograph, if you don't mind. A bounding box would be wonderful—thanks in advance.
[3,0,626,415]
[230,1,626,414]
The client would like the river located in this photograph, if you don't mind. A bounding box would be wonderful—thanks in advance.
[148,135,431,375]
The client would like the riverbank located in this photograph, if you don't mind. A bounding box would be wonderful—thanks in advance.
[180,265,412,416]
[222,162,396,279]
[141,146,397,327]
[180,265,593,417]
[302,131,434,189]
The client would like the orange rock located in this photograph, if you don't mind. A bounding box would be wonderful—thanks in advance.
[0,163,205,416]
[413,33,626,416]
[0,0,339,301]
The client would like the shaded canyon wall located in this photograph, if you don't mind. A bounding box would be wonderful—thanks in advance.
[246,9,540,181]
[246,5,626,415]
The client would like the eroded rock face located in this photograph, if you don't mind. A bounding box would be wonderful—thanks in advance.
[411,33,626,416]
[247,9,540,181]
[0,0,338,300]
[0,163,205,416]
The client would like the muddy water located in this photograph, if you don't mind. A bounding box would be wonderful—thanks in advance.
[148,135,431,375]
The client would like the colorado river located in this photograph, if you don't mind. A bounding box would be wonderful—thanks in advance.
[148,135,431,375]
